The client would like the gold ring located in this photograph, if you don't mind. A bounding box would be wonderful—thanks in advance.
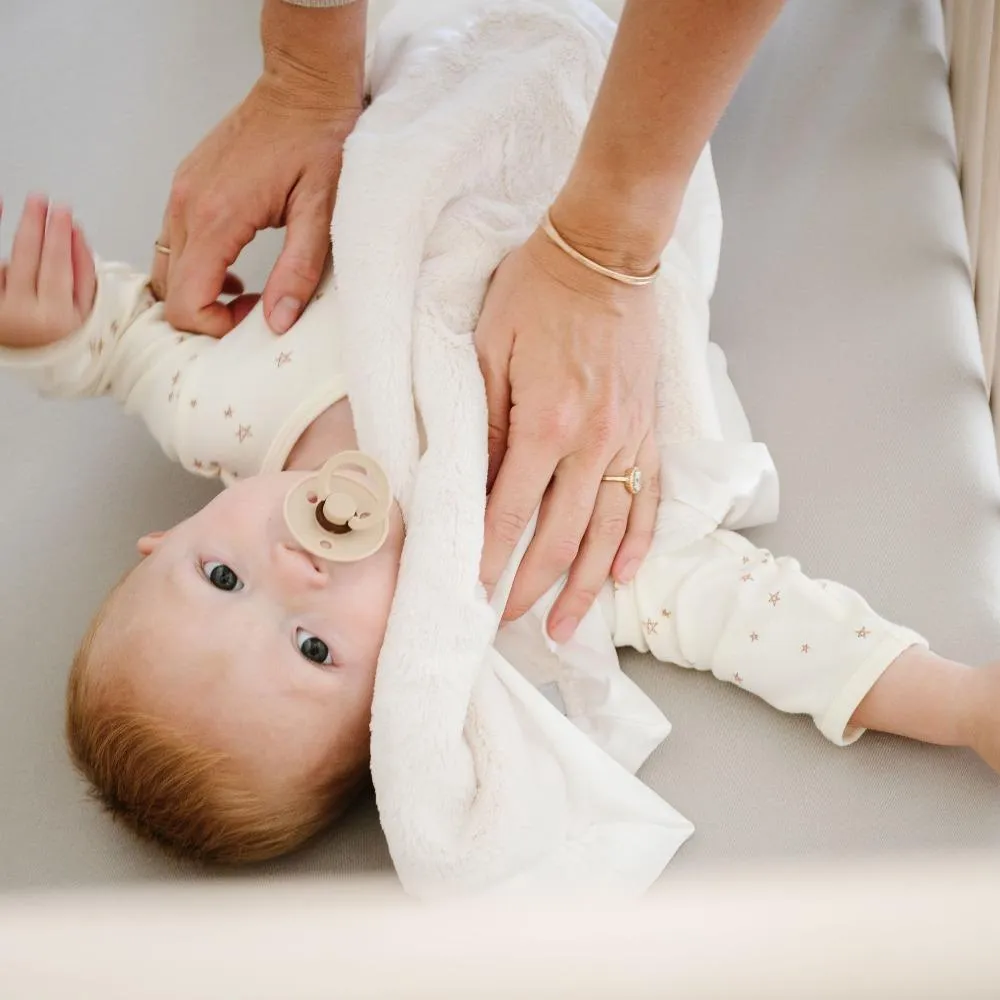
[601,467,643,495]
[154,241,172,256]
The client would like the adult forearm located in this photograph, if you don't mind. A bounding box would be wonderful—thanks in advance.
[553,0,785,272]
[262,0,367,113]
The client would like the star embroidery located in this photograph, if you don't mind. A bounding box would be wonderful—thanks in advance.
[749,631,759,642]
[856,626,871,639]
[741,573,754,583]
[171,371,180,387]
[742,556,751,565]
[89,339,103,359]
[189,399,198,409]
[276,351,293,368]
[768,591,781,607]
[660,609,672,619]
[167,392,175,403]
[236,424,252,444]
[193,459,203,470]
[110,321,119,336]
[734,672,744,685]
[223,406,234,419]
[643,618,659,636]
[801,643,810,654]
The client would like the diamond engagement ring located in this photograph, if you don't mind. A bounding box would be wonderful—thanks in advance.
[601,467,643,495]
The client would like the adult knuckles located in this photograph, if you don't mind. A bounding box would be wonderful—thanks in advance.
[592,508,630,542]
[536,402,581,448]
[279,252,325,289]
[488,506,531,549]
[543,534,582,574]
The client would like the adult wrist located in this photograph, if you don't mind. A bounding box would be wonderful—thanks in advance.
[550,160,689,275]
[261,0,367,115]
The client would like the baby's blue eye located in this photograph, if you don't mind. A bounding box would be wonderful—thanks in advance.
[202,561,243,592]
[295,628,332,666]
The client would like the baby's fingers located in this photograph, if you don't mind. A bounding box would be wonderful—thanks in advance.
[38,205,75,304]
[8,194,47,294]
[71,223,97,317]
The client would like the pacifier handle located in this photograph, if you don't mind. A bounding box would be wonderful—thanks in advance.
[283,451,392,563]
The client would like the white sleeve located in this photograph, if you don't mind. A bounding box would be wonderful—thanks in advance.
[0,261,197,465]
[613,530,927,746]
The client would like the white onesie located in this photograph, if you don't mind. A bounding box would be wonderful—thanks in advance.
[0,261,926,758]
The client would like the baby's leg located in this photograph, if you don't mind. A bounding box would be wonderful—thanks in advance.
[613,530,980,752]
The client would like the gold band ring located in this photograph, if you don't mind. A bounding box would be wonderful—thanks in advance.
[154,242,172,256]
[601,467,643,495]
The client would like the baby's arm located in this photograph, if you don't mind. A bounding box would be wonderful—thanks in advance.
[0,196,234,465]
[614,530,991,767]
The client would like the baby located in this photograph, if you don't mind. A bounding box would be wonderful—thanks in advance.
[2,195,999,865]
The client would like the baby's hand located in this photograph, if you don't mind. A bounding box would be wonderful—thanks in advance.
[0,195,97,350]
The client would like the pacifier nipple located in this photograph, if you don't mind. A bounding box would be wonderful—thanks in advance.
[284,451,392,563]
[316,492,357,533]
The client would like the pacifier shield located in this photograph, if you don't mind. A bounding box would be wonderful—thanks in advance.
[284,451,391,562]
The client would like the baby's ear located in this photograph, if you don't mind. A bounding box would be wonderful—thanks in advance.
[136,531,168,557]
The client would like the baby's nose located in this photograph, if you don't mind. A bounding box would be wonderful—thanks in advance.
[273,543,329,589]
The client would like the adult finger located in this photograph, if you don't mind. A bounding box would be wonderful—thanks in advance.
[481,432,560,596]
[478,335,512,492]
[262,187,332,334]
[38,205,74,303]
[164,226,242,338]
[149,199,181,302]
[544,449,640,644]
[500,449,605,622]
[8,194,48,293]
[611,432,660,584]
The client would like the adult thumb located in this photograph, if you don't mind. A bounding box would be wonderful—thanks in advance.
[263,194,332,334]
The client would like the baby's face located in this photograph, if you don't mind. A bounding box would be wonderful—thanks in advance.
[101,471,405,793]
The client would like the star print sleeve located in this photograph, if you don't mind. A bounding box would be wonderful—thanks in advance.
[613,530,928,746]
[0,260,200,464]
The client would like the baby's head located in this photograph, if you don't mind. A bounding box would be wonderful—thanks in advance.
[66,471,404,863]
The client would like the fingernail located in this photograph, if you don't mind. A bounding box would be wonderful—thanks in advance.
[618,558,640,583]
[270,296,302,334]
[548,616,578,645]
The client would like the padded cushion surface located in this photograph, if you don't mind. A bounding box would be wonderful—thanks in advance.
[0,0,997,891]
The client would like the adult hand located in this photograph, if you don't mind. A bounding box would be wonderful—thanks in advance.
[475,226,661,644]
[152,76,361,337]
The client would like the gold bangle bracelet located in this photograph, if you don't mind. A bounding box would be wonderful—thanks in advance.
[540,212,659,286]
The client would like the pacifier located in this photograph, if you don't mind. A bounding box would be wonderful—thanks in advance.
[283,451,392,562]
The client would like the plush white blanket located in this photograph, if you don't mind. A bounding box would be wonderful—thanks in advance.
[333,0,775,897]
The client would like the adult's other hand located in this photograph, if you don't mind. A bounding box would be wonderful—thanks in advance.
[152,0,366,337]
